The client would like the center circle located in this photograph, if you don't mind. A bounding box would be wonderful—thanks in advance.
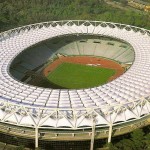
[9,35,134,89]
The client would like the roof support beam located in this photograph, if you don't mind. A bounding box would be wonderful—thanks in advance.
[108,124,113,143]
[35,127,39,148]
[90,119,95,150]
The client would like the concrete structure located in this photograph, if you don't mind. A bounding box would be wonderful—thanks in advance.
[0,20,150,149]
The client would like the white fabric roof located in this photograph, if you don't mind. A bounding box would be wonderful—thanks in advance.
[0,20,150,128]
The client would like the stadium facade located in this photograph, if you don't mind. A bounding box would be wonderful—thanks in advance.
[0,20,150,149]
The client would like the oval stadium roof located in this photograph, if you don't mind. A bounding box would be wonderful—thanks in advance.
[0,20,150,129]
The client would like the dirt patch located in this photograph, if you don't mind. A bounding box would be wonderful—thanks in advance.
[43,56,124,82]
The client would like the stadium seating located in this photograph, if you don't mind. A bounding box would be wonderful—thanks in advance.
[0,21,149,130]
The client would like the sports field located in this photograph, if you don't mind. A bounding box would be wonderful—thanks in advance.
[46,62,116,89]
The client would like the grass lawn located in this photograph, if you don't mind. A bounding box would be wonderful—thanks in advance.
[46,62,116,89]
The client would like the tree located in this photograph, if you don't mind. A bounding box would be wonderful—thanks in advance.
[131,129,145,150]
[16,145,25,150]
[120,0,128,6]
[114,139,134,150]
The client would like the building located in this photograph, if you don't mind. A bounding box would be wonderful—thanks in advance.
[128,0,150,11]
[145,5,150,11]
[0,20,150,149]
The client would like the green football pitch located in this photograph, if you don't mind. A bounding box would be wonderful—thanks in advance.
[46,62,116,89]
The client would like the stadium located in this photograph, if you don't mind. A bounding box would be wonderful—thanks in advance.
[0,20,150,149]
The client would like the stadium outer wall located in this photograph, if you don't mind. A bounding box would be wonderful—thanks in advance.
[0,116,149,149]
[0,20,150,149]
